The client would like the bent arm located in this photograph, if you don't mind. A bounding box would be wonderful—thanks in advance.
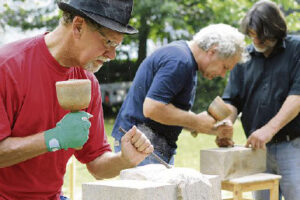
[246,95,300,149]
[87,126,153,179]
[143,97,216,134]
[264,95,300,135]
[86,152,132,179]
[0,133,48,168]
[143,97,197,128]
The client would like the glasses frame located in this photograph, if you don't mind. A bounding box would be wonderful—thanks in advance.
[98,30,121,49]
[84,18,122,50]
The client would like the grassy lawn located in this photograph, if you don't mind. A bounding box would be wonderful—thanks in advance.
[62,119,250,199]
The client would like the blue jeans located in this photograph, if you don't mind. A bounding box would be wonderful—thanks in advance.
[60,196,70,200]
[114,139,175,166]
[253,137,300,200]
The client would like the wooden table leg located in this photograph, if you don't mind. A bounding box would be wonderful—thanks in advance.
[233,184,243,200]
[270,180,279,200]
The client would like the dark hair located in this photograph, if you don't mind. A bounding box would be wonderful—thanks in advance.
[61,11,75,25]
[240,0,287,41]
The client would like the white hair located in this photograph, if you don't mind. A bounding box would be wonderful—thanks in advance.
[193,24,249,63]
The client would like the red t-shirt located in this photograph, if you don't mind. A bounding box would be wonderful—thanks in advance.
[0,34,111,200]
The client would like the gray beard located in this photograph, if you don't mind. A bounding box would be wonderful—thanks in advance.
[84,61,103,73]
[253,44,268,53]
[252,40,277,53]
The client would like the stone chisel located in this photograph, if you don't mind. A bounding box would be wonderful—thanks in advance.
[119,127,172,169]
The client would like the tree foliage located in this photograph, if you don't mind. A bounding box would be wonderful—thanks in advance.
[1,0,299,112]
[0,0,60,31]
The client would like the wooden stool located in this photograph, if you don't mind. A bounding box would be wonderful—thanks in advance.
[222,173,281,200]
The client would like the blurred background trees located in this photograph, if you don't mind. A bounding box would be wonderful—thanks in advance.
[1,0,299,113]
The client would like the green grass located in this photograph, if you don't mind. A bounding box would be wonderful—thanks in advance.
[62,119,248,199]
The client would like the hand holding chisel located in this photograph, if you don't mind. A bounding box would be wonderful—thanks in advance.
[119,127,172,169]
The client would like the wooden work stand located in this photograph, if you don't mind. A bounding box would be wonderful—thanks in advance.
[222,173,281,200]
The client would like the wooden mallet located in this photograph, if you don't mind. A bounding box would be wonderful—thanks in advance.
[55,79,91,149]
[191,96,232,137]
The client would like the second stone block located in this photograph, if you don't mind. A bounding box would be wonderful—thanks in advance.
[200,146,266,180]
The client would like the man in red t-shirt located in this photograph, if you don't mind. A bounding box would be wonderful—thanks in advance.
[0,0,153,199]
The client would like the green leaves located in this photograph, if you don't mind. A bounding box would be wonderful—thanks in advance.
[1,0,299,111]
[0,0,60,30]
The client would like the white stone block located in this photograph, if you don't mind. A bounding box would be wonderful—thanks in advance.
[82,180,177,200]
[120,164,167,181]
[200,146,266,180]
[203,175,221,200]
[120,164,219,200]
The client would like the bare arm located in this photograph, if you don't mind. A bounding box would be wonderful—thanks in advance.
[86,126,153,179]
[86,152,132,179]
[143,97,216,134]
[246,95,300,149]
[0,133,48,168]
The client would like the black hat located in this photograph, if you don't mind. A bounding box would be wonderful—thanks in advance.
[58,0,138,34]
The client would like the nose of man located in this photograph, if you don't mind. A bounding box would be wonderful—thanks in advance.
[103,48,117,60]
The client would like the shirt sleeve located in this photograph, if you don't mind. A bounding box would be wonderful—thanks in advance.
[0,64,16,141]
[0,96,11,141]
[288,53,300,95]
[74,75,111,164]
[222,64,244,113]
[147,59,188,104]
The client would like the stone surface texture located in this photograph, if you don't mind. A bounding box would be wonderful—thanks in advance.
[203,175,221,200]
[120,164,221,200]
[200,145,266,180]
[82,180,177,200]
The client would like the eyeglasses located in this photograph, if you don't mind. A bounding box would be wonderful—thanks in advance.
[98,30,121,49]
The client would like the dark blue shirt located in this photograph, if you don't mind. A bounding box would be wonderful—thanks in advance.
[223,35,300,142]
[112,41,198,148]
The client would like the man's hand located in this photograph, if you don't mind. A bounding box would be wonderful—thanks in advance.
[120,126,153,167]
[193,111,217,134]
[215,120,234,147]
[246,125,276,149]
[44,111,92,151]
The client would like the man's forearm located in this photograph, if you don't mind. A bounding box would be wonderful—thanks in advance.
[143,97,200,129]
[0,133,48,168]
[266,95,300,135]
[86,152,132,179]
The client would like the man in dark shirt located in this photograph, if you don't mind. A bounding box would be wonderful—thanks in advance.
[112,24,248,165]
[218,1,300,199]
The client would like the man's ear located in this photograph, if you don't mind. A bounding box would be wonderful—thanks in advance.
[207,47,217,56]
[72,16,85,39]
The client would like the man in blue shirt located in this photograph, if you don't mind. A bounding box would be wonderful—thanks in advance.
[112,24,248,165]
[218,1,300,199]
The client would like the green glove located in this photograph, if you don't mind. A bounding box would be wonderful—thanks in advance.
[44,111,92,152]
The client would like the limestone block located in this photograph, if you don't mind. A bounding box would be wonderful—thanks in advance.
[82,180,177,200]
[203,175,221,200]
[120,164,219,200]
[200,146,266,180]
[120,164,166,181]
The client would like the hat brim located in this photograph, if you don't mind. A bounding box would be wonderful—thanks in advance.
[58,2,138,35]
